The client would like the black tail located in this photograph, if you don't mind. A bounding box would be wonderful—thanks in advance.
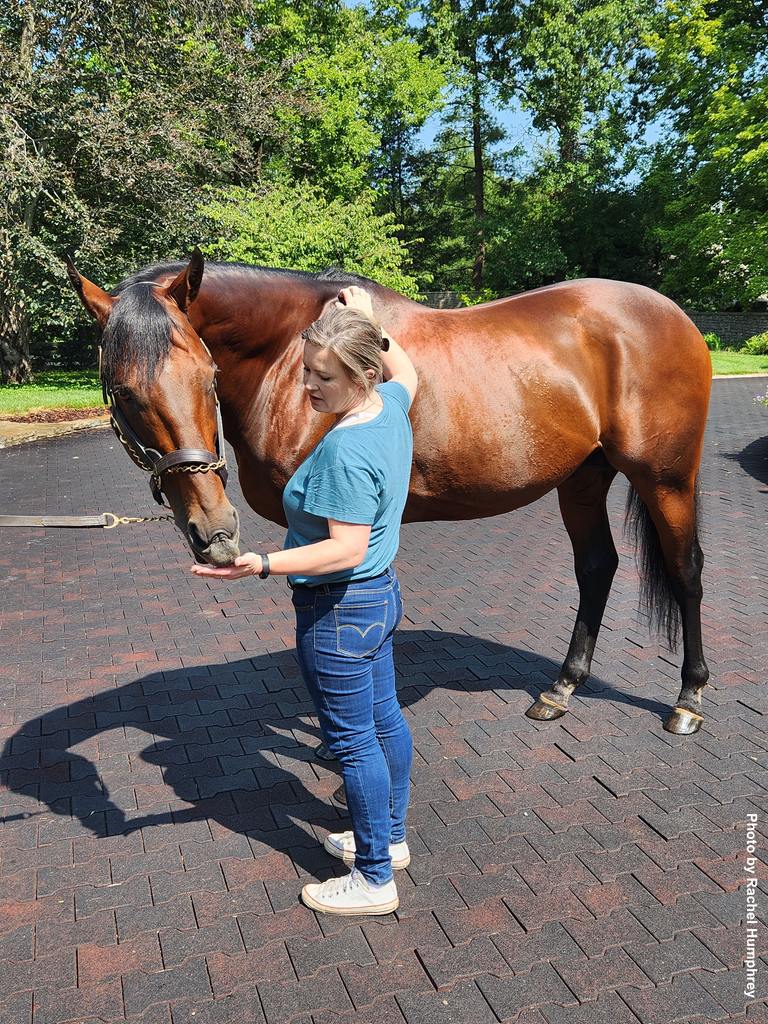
[624,482,701,650]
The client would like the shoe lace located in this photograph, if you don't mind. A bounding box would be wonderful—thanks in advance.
[319,868,365,898]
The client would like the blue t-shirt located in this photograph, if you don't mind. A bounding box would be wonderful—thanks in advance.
[282,381,413,585]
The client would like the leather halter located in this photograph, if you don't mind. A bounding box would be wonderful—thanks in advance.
[100,338,228,507]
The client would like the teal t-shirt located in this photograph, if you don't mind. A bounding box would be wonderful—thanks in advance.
[282,381,413,586]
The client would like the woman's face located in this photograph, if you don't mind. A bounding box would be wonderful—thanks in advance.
[302,341,364,415]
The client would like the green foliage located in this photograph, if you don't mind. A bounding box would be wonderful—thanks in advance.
[646,0,768,309]
[741,333,768,356]
[200,181,421,296]
[702,333,722,352]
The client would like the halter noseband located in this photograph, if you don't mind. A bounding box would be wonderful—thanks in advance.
[99,332,228,507]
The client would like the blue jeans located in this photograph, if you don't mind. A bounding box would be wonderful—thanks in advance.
[292,567,413,885]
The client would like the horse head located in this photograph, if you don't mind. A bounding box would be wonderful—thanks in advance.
[66,249,240,566]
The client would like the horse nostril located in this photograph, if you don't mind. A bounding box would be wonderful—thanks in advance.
[210,531,230,546]
[188,521,206,551]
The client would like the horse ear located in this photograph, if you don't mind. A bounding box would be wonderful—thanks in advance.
[166,247,204,312]
[65,259,116,328]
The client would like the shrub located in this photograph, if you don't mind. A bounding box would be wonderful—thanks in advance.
[741,332,768,355]
[702,332,722,351]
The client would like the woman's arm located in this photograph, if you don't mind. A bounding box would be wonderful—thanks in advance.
[191,521,371,580]
[337,286,418,402]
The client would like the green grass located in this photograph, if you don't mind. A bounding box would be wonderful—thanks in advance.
[710,351,768,375]
[0,371,103,415]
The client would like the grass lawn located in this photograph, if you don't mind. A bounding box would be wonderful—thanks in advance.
[710,351,768,375]
[0,371,102,416]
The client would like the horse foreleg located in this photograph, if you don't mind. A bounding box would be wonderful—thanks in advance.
[526,452,618,722]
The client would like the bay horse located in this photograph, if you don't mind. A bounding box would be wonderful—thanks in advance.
[66,250,712,735]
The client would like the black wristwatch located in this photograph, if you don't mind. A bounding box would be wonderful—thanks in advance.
[258,554,270,579]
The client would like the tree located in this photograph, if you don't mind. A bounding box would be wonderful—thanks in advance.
[200,180,420,296]
[0,0,294,381]
[643,0,768,308]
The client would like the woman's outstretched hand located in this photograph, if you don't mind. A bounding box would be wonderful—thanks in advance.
[336,285,374,320]
[190,553,261,580]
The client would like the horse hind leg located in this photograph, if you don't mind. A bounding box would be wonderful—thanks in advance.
[625,475,709,735]
[527,450,618,722]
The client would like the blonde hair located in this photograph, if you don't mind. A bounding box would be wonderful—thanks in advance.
[301,306,383,396]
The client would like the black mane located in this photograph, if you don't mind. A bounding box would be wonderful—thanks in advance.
[101,260,380,387]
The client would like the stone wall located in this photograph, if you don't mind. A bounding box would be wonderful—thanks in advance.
[685,312,768,346]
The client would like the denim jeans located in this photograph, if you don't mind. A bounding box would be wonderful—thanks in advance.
[292,566,413,885]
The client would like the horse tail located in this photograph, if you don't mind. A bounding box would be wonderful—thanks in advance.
[624,480,701,650]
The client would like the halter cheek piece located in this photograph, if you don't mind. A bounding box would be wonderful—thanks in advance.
[99,298,228,507]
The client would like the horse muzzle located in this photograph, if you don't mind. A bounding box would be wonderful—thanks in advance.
[186,507,240,565]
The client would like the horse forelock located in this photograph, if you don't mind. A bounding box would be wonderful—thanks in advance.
[101,279,174,388]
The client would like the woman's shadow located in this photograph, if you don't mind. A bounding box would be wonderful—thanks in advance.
[0,630,666,878]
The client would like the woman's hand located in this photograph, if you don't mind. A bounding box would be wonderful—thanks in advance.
[190,553,261,580]
[336,285,374,321]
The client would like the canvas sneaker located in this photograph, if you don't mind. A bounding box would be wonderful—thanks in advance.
[301,867,399,916]
[324,830,411,870]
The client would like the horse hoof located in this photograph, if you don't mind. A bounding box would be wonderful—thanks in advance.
[664,707,704,735]
[526,696,567,721]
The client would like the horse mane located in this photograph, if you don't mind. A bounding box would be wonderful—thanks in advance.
[101,260,382,387]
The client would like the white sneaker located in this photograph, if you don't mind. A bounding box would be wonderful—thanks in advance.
[324,831,411,870]
[301,867,399,916]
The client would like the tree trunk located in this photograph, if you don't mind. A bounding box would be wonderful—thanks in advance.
[471,43,485,292]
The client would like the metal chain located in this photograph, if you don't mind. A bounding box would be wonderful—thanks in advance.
[104,512,176,529]
[165,456,227,476]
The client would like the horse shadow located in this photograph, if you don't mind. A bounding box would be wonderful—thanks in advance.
[723,433,768,488]
[0,630,669,877]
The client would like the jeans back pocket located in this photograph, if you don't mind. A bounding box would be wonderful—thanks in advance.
[334,601,389,658]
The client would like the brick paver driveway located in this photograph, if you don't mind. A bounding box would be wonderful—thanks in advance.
[1,377,766,1024]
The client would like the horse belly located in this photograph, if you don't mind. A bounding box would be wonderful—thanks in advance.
[405,380,599,522]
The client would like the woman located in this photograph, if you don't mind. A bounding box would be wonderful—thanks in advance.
[192,286,418,916]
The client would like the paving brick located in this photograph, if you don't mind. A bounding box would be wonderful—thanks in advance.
[556,947,651,1000]
[564,909,654,956]
[620,972,731,1023]
[74,874,152,917]
[32,979,124,1024]
[478,962,577,1019]
[397,978,498,1024]
[0,924,34,961]
[0,991,32,1024]
[418,936,509,989]
[434,896,521,946]
[493,921,584,974]
[257,964,353,1023]
[505,886,593,931]
[169,991,267,1024]
[363,909,450,963]
[626,892,724,937]
[191,883,272,927]
[540,992,644,1024]
[0,949,76,995]
[115,894,196,941]
[338,956,433,1008]
[286,926,375,978]
[159,919,245,966]
[697,964,768,1014]
[312,994,408,1024]
[206,942,295,993]
[122,957,213,1016]
[625,931,727,984]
